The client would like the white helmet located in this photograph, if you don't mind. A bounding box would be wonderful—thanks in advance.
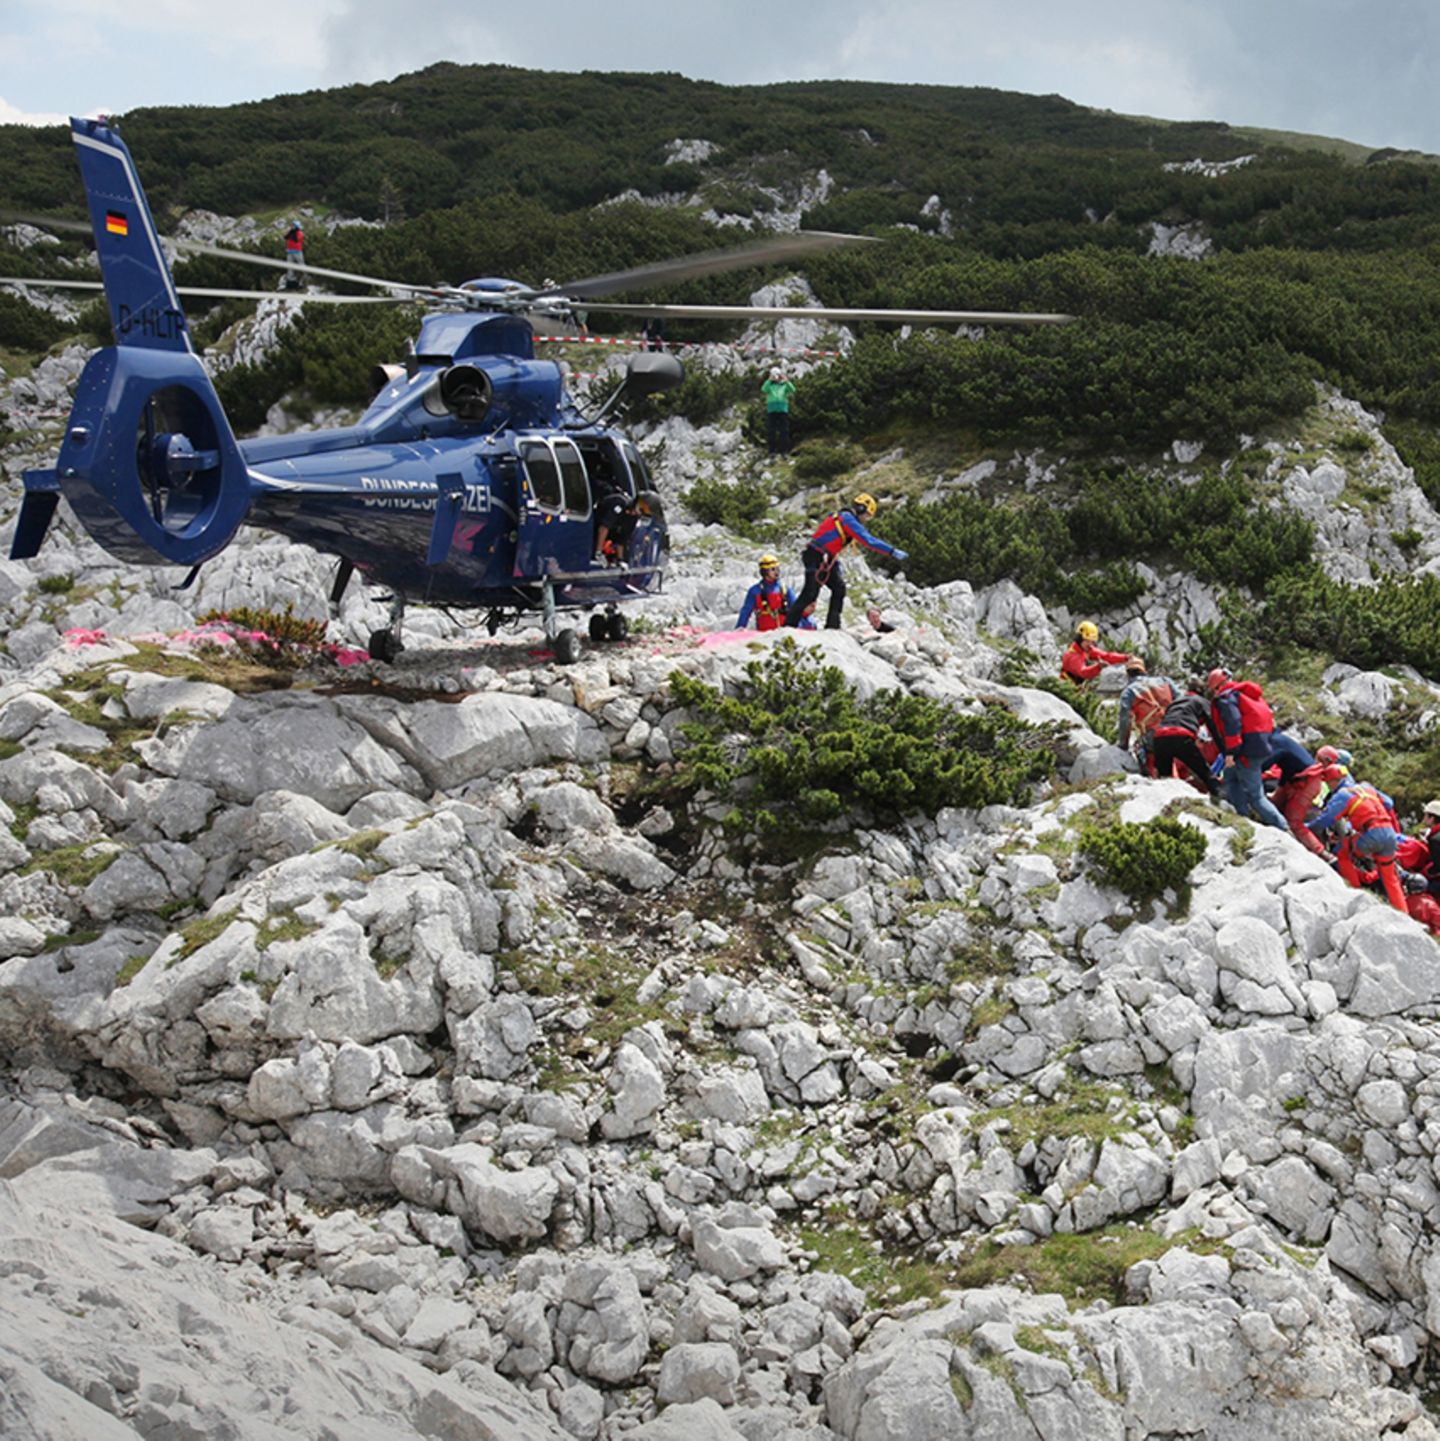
[770,367,783,380]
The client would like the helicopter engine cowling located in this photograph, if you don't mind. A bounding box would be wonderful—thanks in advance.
[51,345,253,566]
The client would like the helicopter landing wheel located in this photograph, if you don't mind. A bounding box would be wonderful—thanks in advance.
[589,613,609,644]
[368,627,404,664]
[553,628,583,665]
[605,612,629,642]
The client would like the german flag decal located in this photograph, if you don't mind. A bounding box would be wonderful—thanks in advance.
[104,210,128,237]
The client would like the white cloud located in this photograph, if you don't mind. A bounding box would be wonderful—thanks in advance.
[0,96,68,127]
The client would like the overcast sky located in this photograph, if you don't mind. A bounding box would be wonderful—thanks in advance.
[3,0,1436,155]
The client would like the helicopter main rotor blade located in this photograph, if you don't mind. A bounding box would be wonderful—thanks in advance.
[3,212,434,301]
[0,276,416,304]
[545,231,879,302]
[580,301,1076,326]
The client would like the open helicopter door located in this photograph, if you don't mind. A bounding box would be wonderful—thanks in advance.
[513,437,594,579]
[10,118,253,567]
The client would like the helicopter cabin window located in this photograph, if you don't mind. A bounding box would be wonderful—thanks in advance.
[577,438,635,502]
[620,440,651,495]
[520,441,562,511]
[553,440,591,518]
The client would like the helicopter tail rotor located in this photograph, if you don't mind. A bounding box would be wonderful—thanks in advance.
[14,344,255,566]
[7,115,257,567]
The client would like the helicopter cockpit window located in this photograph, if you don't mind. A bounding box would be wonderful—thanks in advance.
[520,440,562,511]
[553,440,590,518]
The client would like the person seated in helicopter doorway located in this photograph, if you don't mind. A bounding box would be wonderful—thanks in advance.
[593,491,648,565]
[762,366,796,455]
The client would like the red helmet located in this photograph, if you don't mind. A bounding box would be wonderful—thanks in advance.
[1315,744,1340,765]
[1320,764,1349,787]
[1205,667,1231,695]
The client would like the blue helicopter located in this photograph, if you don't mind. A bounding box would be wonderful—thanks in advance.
[4,117,1073,663]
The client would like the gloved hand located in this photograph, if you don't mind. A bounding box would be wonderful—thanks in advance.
[892,549,909,563]
[1332,816,1353,838]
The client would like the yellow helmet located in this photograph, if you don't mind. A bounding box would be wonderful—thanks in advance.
[758,553,780,573]
[1076,620,1099,643]
[852,492,878,519]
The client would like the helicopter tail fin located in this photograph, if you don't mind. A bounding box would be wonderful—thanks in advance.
[10,119,253,566]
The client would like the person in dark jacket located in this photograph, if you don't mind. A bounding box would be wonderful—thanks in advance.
[1206,667,1287,829]
[1263,731,1315,787]
[1148,692,1221,797]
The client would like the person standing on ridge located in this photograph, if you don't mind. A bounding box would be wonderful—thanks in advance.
[762,366,796,455]
[1061,621,1132,686]
[1206,667,1288,830]
[785,493,907,630]
[282,219,305,289]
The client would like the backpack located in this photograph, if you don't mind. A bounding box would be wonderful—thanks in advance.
[1129,680,1176,738]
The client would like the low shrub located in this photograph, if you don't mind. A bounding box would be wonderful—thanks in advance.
[1079,815,1207,901]
[682,473,772,532]
[669,639,1060,827]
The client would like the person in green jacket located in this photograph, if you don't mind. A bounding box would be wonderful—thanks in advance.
[762,366,796,455]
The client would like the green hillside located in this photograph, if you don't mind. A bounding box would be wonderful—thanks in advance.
[5,62,1440,712]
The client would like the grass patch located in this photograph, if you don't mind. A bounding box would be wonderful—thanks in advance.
[114,953,151,987]
[256,909,318,951]
[794,1215,947,1308]
[168,912,235,965]
[973,1078,1128,1149]
[21,843,120,888]
[947,1225,1225,1307]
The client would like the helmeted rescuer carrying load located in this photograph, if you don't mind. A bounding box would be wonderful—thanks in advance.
[1116,658,1178,754]
[1061,621,1131,685]
[785,493,907,630]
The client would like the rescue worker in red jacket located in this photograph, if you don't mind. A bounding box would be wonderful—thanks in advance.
[1061,621,1132,686]
[1404,872,1440,936]
[1310,772,1407,911]
[784,493,907,630]
[1396,798,1440,898]
[1270,742,1336,856]
[1206,667,1288,830]
[736,554,812,631]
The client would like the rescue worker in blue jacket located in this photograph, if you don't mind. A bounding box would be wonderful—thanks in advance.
[736,554,813,631]
[1206,667,1288,830]
[784,493,908,630]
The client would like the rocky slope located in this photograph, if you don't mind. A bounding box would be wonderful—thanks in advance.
[5,326,1440,1438]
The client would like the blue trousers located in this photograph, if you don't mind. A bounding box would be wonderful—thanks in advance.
[1224,755,1288,830]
